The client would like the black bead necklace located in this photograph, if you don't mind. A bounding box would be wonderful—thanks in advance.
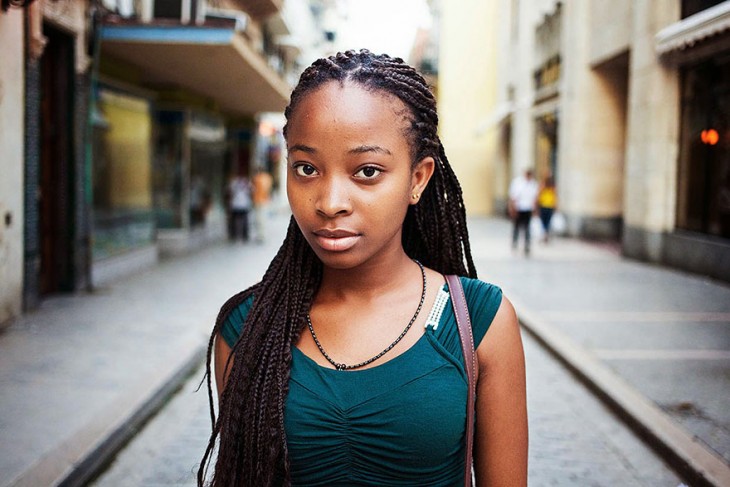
[306,260,427,371]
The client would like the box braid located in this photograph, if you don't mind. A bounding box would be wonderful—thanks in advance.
[199,49,476,486]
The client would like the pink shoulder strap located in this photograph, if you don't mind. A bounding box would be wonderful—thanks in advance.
[445,274,477,487]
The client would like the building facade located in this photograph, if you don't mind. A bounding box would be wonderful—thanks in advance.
[437,0,501,215]
[2,0,94,318]
[492,0,730,281]
[0,0,331,327]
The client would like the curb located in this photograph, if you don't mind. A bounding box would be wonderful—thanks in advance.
[8,336,207,487]
[509,294,730,487]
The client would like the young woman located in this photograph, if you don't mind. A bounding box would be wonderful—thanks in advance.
[199,50,527,486]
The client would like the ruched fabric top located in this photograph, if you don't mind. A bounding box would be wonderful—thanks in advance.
[221,277,503,486]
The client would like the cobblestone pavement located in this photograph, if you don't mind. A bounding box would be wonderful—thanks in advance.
[89,363,211,487]
[0,211,290,485]
[469,217,730,468]
[91,332,683,486]
[7,212,718,485]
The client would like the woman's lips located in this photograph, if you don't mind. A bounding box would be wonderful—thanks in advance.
[313,229,360,252]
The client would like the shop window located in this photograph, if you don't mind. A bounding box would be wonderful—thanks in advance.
[153,110,185,229]
[189,112,226,228]
[535,112,559,182]
[677,59,730,238]
[93,89,156,260]
[153,0,182,20]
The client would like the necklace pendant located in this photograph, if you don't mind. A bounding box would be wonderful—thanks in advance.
[336,363,346,371]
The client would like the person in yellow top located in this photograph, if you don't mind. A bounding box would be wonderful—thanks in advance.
[538,175,558,243]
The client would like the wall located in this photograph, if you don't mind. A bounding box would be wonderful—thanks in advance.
[558,0,628,238]
[623,0,680,260]
[0,9,25,326]
[509,0,541,189]
[589,0,631,66]
[438,0,499,215]
[43,0,89,73]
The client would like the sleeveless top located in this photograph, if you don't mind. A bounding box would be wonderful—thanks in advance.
[221,277,503,486]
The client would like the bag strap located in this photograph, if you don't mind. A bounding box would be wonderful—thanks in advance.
[445,274,477,487]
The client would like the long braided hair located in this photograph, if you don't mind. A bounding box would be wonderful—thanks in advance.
[198,49,477,486]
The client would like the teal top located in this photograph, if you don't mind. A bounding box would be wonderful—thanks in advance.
[221,277,503,486]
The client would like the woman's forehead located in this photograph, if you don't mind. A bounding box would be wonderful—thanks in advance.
[286,82,412,139]
[293,82,408,120]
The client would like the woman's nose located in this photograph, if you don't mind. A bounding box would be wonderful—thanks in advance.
[316,177,352,217]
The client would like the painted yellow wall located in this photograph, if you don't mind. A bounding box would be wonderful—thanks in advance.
[438,0,499,215]
[99,90,153,208]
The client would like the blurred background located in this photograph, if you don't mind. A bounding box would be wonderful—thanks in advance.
[2,0,729,310]
[1,0,729,486]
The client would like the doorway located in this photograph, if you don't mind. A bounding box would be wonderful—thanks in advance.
[39,24,75,294]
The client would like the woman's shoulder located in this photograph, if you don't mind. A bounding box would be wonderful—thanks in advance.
[219,290,256,348]
[457,276,503,302]
[456,276,504,348]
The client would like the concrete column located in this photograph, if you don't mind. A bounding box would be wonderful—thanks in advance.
[0,10,26,326]
[510,0,537,184]
[622,0,680,261]
[558,0,627,239]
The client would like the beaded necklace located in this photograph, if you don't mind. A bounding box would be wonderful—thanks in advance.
[306,260,427,371]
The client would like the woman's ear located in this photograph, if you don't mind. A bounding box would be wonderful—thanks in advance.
[410,156,436,204]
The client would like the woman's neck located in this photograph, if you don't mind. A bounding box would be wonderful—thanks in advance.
[318,252,418,301]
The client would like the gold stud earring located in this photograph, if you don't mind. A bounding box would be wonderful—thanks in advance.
[412,193,420,200]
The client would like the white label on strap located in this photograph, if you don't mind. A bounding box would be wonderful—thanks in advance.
[425,288,450,331]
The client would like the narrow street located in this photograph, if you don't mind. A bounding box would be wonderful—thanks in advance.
[86,216,697,487]
[4,214,726,486]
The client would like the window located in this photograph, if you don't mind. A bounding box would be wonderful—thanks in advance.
[682,0,726,19]
[677,58,730,238]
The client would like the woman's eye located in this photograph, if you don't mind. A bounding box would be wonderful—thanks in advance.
[355,166,382,179]
[294,164,317,177]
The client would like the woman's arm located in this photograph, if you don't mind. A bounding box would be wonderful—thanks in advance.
[473,296,528,486]
[214,333,234,400]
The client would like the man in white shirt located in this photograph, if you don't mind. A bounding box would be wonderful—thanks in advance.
[508,169,539,255]
[228,174,252,242]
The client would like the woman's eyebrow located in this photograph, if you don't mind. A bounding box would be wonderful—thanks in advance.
[288,144,316,153]
[349,145,392,155]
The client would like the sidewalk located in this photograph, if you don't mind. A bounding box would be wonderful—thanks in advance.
[0,214,728,486]
[0,213,292,487]
[471,217,730,487]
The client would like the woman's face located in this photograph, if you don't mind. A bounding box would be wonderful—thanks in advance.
[286,81,433,269]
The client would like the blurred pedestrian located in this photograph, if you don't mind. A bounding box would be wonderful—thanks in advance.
[251,167,273,243]
[509,169,539,255]
[199,50,527,487]
[190,175,210,227]
[538,175,558,243]
[228,173,251,242]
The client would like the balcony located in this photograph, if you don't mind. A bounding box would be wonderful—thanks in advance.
[99,1,291,116]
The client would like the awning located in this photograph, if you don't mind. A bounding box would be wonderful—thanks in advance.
[100,23,291,117]
[475,102,514,135]
[656,2,730,58]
